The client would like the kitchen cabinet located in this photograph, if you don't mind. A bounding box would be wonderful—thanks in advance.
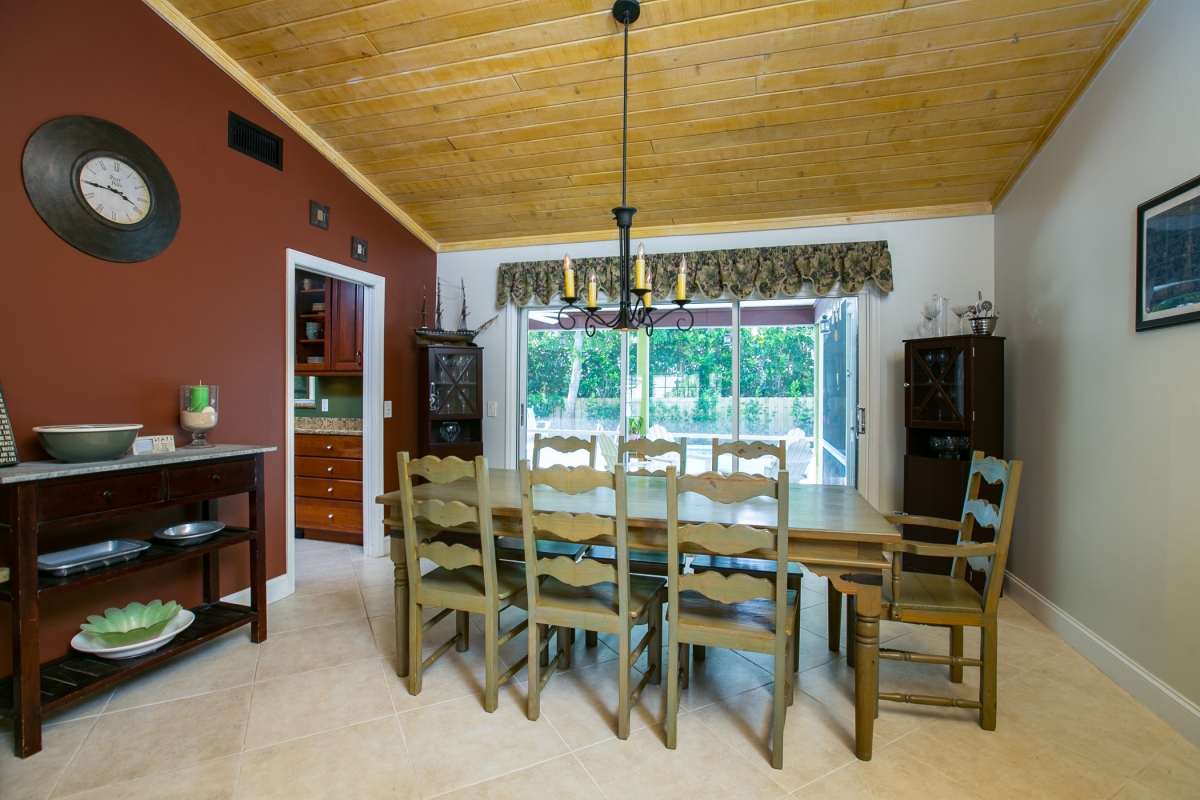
[295,271,364,376]
[294,433,363,544]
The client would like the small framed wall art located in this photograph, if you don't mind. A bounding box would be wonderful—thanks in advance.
[351,236,368,262]
[1137,173,1200,331]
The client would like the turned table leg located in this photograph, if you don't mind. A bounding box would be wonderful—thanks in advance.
[390,512,410,678]
[853,584,881,761]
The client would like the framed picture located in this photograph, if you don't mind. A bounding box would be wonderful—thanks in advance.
[0,381,18,467]
[1137,173,1200,331]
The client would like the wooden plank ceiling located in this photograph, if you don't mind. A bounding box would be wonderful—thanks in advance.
[151,0,1148,251]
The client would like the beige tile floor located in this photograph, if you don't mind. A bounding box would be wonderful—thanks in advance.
[3,537,1198,799]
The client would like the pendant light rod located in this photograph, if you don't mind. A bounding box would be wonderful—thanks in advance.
[621,9,629,207]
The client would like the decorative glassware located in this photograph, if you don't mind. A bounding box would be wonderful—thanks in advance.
[440,421,460,443]
[180,384,218,448]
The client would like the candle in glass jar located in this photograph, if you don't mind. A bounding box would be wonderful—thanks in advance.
[676,256,688,301]
[587,270,598,308]
[563,254,575,298]
[189,382,209,412]
[635,243,646,289]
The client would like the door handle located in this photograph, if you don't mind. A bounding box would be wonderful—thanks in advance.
[102,490,115,501]
[326,444,333,450]
[327,513,334,520]
[327,487,333,493]
[356,350,362,366]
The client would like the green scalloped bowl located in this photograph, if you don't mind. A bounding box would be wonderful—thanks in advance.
[80,600,182,647]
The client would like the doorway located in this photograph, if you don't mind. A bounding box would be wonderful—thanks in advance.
[284,249,387,601]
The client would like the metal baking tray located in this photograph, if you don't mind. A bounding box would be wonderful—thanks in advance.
[153,520,225,547]
[37,539,152,577]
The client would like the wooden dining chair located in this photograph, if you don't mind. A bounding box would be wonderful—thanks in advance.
[710,438,785,476]
[834,453,1023,730]
[665,467,797,770]
[519,460,666,739]
[396,453,529,713]
[618,434,688,476]
[533,433,599,469]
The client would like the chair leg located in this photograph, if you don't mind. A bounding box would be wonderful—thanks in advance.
[557,626,572,670]
[527,621,542,721]
[618,621,632,740]
[456,610,470,652]
[980,619,998,730]
[771,649,788,770]
[666,635,681,749]
[694,645,707,661]
[408,602,424,696]
[950,626,964,684]
[585,630,598,648]
[844,596,856,669]
[648,594,664,685]
[827,584,842,652]
[484,609,500,713]
[680,644,690,689]
[789,573,802,674]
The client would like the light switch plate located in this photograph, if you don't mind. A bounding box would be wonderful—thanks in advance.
[321,399,329,412]
[384,400,393,418]
[487,401,497,417]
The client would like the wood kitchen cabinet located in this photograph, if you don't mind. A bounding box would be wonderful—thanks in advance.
[295,271,364,376]
[294,433,363,545]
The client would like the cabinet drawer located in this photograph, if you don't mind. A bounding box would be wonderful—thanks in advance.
[295,434,362,459]
[168,459,256,500]
[296,477,362,501]
[296,497,363,533]
[38,471,163,522]
[296,457,362,480]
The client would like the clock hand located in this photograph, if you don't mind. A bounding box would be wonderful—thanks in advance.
[82,180,138,206]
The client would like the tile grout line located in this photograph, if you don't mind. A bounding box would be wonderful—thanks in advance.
[690,705,791,798]
[44,713,102,800]
[53,752,241,800]
[572,750,615,800]
[240,712,395,756]
[422,752,577,799]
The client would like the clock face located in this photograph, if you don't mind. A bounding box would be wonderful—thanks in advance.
[77,156,151,225]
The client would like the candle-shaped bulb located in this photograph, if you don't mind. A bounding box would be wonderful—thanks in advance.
[587,269,598,308]
[637,243,645,260]
[676,256,688,301]
[635,242,646,289]
[563,254,575,298]
[643,270,653,308]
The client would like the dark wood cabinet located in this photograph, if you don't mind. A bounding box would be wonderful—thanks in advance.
[418,344,484,460]
[294,433,364,545]
[295,271,363,376]
[902,334,1004,575]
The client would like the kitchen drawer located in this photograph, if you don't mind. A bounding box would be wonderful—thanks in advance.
[295,434,362,459]
[168,458,256,500]
[296,497,362,534]
[38,471,163,522]
[296,457,362,480]
[296,477,362,501]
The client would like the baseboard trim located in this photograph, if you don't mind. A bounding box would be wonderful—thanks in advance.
[221,574,293,607]
[1004,571,1200,747]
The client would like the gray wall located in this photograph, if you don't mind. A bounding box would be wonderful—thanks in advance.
[995,0,1200,718]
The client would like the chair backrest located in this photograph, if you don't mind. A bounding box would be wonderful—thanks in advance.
[519,460,630,618]
[952,452,1024,615]
[397,453,498,599]
[533,433,599,469]
[710,438,786,476]
[666,468,790,646]
[618,435,687,476]
[783,438,813,483]
[597,432,619,471]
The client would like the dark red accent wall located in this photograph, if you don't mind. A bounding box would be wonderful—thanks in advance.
[0,0,434,676]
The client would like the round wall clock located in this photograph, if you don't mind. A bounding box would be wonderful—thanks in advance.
[22,116,181,263]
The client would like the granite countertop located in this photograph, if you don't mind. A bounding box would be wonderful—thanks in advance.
[294,417,362,436]
[0,444,276,484]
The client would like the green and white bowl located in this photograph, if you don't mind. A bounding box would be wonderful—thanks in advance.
[34,424,143,462]
[72,604,194,660]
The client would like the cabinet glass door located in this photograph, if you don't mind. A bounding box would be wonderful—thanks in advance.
[910,345,965,424]
[432,352,478,416]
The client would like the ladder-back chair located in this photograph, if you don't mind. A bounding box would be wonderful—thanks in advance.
[840,453,1022,730]
[533,434,599,469]
[397,453,529,712]
[710,439,785,476]
[665,467,797,770]
[618,435,688,476]
[519,461,665,739]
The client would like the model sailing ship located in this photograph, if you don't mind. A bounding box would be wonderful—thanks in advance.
[414,279,497,345]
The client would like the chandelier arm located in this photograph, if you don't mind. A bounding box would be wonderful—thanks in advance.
[555,305,579,330]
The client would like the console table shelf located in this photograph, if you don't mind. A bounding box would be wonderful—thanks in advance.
[0,444,274,758]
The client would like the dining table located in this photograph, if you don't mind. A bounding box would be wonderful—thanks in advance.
[376,468,900,760]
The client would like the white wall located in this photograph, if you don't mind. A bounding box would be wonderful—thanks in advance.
[995,0,1200,733]
[439,214,994,515]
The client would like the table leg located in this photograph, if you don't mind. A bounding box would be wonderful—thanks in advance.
[827,586,842,652]
[201,501,219,604]
[249,454,267,643]
[11,484,41,758]
[853,584,881,761]
[390,517,410,678]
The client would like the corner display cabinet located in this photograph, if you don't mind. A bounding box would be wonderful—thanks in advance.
[418,344,484,460]
[902,334,1004,576]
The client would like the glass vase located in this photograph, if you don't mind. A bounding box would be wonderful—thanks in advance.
[180,384,219,448]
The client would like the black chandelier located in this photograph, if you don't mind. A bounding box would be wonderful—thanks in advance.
[556,0,693,337]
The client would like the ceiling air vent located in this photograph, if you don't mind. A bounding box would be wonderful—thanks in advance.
[227,112,282,170]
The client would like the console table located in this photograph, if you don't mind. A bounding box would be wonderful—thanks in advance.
[0,444,273,757]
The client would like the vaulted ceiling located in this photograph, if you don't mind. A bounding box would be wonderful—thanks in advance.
[148,0,1149,251]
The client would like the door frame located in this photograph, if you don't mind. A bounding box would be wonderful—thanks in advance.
[284,249,388,596]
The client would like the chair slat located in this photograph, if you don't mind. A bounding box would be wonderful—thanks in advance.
[538,555,617,587]
[713,440,785,465]
[678,472,777,503]
[620,438,683,459]
[538,435,595,453]
[534,511,615,542]
[972,456,1009,486]
[409,455,475,485]
[963,498,1001,530]
[534,464,614,495]
[413,498,479,528]
[681,570,774,604]
[418,540,483,570]
[679,522,774,555]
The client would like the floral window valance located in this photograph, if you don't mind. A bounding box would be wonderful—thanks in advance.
[495,241,893,308]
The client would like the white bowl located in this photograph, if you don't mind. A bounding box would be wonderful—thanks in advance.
[70,609,195,659]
